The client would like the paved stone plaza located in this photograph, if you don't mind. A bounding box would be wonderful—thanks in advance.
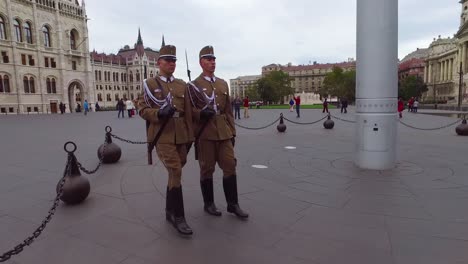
[1,108,468,264]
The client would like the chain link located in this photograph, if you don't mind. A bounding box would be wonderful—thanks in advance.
[283,115,328,125]
[77,139,107,175]
[330,114,357,123]
[0,155,71,262]
[110,134,150,145]
[234,117,280,130]
[399,119,463,131]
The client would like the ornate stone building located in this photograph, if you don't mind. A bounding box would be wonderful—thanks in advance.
[0,0,91,114]
[423,0,468,103]
[398,48,428,82]
[229,74,261,97]
[0,0,160,114]
[261,60,356,94]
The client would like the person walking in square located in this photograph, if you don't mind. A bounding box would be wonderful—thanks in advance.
[341,97,348,114]
[136,45,194,235]
[243,96,250,118]
[294,95,301,117]
[233,96,242,119]
[322,98,329,113]
[398,97,404,118]
[187,45,248,219]
[83,100,89,116]
[117,99,125,118]
[289,97,294,112]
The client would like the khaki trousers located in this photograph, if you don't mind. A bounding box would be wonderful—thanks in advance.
[198,139,236,179]
[156,143,188,189]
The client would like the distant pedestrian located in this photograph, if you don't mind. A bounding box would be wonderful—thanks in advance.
[125,99,134,118]
[408,97,414,112]
[322,98,329,113]
[59,102,65,114]
[83,100,89,116]
[233,96,242,119]
[294,96,301,117]
[289,98,294,112]
[76,103,81,113]
[341,98,348,114]
[398,97,404,118]
[95,102,100,112]
[413,99,419,113]
[117,99,125,118]
[243,96,250,118]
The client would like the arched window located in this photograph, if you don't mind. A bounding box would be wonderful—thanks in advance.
[42,26,51,47]
[0,75,3,93]
[70,30,77,50]
[115,94,119,101]
[24,22,32,44]
[129,71,133,82]
[97,93,102,101]
[14,19,22,42]
[23,76,35,93]
[0,16,6,40]
[0,75,9,93]
[99,71,102,81]
[95,70,98,80]
[29,77,35,93]
[106,94,111,101]
[46,77,51,93]
[52,78,56,93]
[136,70,140,82]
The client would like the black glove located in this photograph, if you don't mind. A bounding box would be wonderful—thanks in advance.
[231,136,235,147]
[157,106,176,120]
[200,108,216,121]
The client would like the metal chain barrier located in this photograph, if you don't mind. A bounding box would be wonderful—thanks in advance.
[283,115,328,125]
[76,139,107,174]
[110,133,150,145]
[235,117,281,130]
[399,118,463,131]
[330,114,357,123]
[0,155,72,263]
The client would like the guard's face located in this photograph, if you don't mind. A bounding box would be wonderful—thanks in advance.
[158,58,176,75]
[200,57,216,74]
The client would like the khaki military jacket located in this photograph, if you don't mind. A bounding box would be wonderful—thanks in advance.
[190,74,236,141]
[136,76,194,145]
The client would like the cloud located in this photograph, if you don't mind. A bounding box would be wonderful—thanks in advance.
[86,0,460,81]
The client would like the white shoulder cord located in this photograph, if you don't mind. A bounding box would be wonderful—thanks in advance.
[143,79,172,109]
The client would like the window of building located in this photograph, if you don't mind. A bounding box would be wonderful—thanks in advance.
[14,19,22,42]
[51,58,56,68]
[121,73,124,82]
[42,26,51,47]
[1,51,8,63]
[114,94,119,101]
[97,93,102,101]
[100,85,103,90]
[136,70,140,82]
[0,75,11,93]
[99,71,102,81]
[44,57,49,67]
[95,70,98,80]
[129,71,133,82]
[70,30,77,50]
[0,16,6,40]
[116,73,119,82]
[131,94,134,100]
[24,22,33,44]
[72,61,77,70]
[24,76,35,93]
[106,94,111,101]
[21,54,26,65]
[28,55,34,66]
[9,107,13,113]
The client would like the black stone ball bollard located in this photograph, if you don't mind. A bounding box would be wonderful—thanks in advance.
[57,142,90,205]
[98,126,122,164]
[456,119,468,136]
[323,115,335,129]
[277,113,287,132]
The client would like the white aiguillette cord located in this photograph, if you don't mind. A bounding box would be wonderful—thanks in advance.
[143,79,172,109]
[187,81,217,112]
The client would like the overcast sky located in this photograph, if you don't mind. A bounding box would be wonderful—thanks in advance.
[85,0,461,82]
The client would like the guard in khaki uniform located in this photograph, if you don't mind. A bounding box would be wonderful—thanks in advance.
[187,45,248,219]
[136,45,195,235]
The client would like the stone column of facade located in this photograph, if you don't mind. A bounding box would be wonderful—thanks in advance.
[356,0,398,170]
[32,2,46,113]
[463,42,467,73]
[6,0,23,113]
[55,8,68,112]
[424,65,427,83]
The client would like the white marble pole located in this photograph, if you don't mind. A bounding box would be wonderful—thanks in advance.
[355,0,398,170]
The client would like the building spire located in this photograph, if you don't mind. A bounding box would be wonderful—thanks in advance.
[137,28,143,45]
[161,34,165,47]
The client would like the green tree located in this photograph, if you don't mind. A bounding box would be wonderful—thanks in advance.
[320,67,356,101]
[245,84,260,101]
[398,76,428,100]
[253,70,294,104]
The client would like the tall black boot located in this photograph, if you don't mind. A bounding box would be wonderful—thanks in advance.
[223,175,249,219]
[165,186,172,221]
[168,186,193,235]
[201,179,222,216]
